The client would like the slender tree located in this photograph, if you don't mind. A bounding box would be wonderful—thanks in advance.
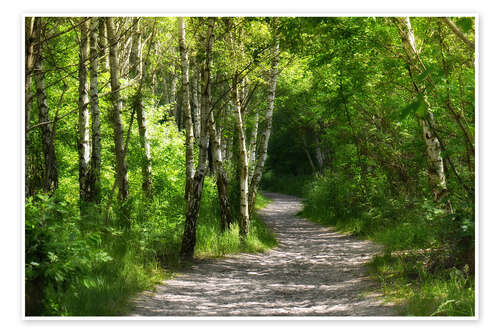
[394,17,450,206]
[78,18,91,204]
[25,17,37,196]
[248,24,280,215]
[33,17,58,194]
[130,19,154,197]
[88,17,101,203]
[106,17,129,202]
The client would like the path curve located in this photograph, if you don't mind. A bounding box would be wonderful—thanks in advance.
[131,192,395,316]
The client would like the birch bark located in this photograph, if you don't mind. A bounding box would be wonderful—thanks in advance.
[178,17,199,259]
[248,29,280,215]
[395,17,449,204]
[247,110,259,182]
[106,17,129,201]
[130,20,153,197]
[233,79,250,238]
[191,64,201,140]
[34,18,58,193]
[78,18,91,203]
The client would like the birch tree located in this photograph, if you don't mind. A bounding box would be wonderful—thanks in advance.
[191,63,201,140]
[248,25,280,216]
[25,17,37,196]
[89,17,101,203]
[130,19,154,197]
[226,23,250,238]
[247,110,259,182]
[106,17,129,201]
[34,17,58,193]
[394,17,450,206]
[78,18,91,204]
[179,17,201,260]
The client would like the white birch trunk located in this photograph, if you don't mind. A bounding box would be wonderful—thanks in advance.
[78,18,91,203]
[191,64,201,140]
[396,17,449,203]
[178,17,198,260]
[248,32,280,215]
[247,110,259,182]
[233,80,250,238]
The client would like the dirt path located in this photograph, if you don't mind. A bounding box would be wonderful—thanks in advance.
[131,192,395,316]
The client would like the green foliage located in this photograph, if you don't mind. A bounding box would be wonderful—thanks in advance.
[25,116,277,315]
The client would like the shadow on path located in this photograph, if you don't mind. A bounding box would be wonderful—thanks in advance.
[131,192,395,316]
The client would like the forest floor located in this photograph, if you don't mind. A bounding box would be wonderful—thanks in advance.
[130,192,396,316]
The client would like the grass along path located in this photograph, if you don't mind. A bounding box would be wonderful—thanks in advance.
[130,192,395,316]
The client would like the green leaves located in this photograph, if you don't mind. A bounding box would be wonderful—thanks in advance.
[399,94,427,120]
[455,17,474,33]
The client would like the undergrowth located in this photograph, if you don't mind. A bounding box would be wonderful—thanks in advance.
[25,184,275,316]
[265,171,475,317]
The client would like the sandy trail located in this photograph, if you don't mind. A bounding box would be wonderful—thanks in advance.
[131,192,395,316]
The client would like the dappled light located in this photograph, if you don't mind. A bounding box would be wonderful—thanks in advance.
[132,193,394,316]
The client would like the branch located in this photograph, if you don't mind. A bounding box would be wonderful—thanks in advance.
[440,17,475,52]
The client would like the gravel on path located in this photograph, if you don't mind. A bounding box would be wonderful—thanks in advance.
[130,192,395,316]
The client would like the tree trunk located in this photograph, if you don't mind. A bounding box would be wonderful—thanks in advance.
[248,29,279,216]
[130,20,153,197]
[78,18,91,204]
[233,78,250,239]
[98,18,108,72]
[247,110,259,182]
[314,134,325,173]
[106,17,129,202]
[302,135,317,173]
[191,63,201,141]
[208,93,233,232]
[34,18,58,194]
[395,17,450,205]
[178,17,201,260]
[25,17,37,197]
[169,66,178,120]
[89,17,101,203]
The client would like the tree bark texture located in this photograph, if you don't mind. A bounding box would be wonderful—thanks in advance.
[130,19,154,197]
[78,18,92,203]
[191,63,201,141]
[395,17,449,204]
[106,17,129,201]
[247,110,259,182]
[248,31,280,216]
[98,18,109,72]
[34,18,58,194]
[233,78,250,238]
[208,91,233,232]
[89,17,102,203]
[25,17,37,196]
[178,17,199,260]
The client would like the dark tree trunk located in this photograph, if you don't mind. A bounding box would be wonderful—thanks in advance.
[89,17,102,203]
[106,17,129,202]
[34,18,58,194]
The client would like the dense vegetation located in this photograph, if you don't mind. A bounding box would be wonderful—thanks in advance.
[263,17,475,316]
[25,16,475,316]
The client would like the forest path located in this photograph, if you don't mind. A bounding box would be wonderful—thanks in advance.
[130,192,395,316]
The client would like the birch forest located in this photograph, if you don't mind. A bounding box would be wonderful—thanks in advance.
[24,16,475,317]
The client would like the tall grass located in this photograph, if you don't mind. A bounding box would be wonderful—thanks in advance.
[25,179,276,316]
